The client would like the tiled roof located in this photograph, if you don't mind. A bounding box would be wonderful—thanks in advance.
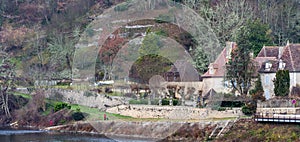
[254,57,277,67]
[281,44,300,71]
[257,60,279,73]
[202,42,236,78]
[256,46,281,58]
[202,48,226,77]
[257,44,300,73]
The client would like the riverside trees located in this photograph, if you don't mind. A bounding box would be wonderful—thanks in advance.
[0,51,16,117]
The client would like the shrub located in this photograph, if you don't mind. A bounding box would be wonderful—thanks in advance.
[105,87,113,93]
[221,101,245,107]
[162,99,179,106]
[72,110,85,121]
[172,99,179,106]
[242,102,256,115]
[54,102,71,112]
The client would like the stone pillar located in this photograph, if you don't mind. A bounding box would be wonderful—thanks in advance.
[169,96,173,106]
[179,88,184,106]
[148,95,151,105]
[181,98,185,106]
[193,95,197,108]
[159,96,162,106]
[136,93,140,101]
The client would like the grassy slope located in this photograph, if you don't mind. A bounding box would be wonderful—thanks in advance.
[13,92,132,121]
[216,119,300,142]
[14,92,239,123]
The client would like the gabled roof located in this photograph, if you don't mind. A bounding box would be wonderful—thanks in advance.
[203,88,217,100]
[257,43,300,73]
[281,44,300,72]
[202,42,236,78]
[256,46,281,58]
[202,48,226,77]
[254,57,277,67]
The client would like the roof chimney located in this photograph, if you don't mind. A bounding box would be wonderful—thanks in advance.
[278,46,284,59]
[225,42,234,60]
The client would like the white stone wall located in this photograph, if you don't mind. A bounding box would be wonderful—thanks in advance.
[260,73,276,99]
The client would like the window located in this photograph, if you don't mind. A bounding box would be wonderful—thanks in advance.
[265,75,270,84]
[209,68,215,75]
[265,90,270,100]
[265,62,272,71]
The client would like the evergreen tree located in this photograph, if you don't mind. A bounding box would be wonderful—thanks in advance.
[233,20,273,57]
[225,26,256,96]
[250,74,265,101]
[273,70,290,97]
[192,47,209,74]
[138,32,162,56]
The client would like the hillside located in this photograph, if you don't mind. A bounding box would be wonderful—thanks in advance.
[0,0,298,84]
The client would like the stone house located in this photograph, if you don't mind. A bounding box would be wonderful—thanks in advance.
[201,42,236,95]
[255,43,300,99]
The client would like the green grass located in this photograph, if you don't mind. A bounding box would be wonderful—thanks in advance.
[12,91,132,121]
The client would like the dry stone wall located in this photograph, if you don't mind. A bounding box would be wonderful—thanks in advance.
[106,105,243,119]
[44,89,123,109]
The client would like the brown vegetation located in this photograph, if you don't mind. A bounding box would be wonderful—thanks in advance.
[216,119,300,142]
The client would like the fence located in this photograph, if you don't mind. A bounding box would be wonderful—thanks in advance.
[254,113,300,123]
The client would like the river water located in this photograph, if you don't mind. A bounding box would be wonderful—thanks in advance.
[0,129,153,142]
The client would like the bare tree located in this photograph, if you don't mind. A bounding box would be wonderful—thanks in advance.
[0,50,16,117]
[256,0,300,45]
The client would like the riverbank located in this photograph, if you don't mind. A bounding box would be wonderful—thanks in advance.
[43,120,222,141]
[4,117,300,141]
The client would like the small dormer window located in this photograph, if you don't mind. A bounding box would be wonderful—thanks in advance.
[278,59,286,70]
[209,67,215,75]
[265,62,272,71]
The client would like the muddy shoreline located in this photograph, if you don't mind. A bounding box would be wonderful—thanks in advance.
[42,120,220,141]
[2,120,222,141]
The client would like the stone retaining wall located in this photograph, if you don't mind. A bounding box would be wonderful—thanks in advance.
[44,89,123,109]
[106,105,243,119]
[256,107,300,114]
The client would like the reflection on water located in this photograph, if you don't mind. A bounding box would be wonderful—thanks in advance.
[0,129,152,142]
